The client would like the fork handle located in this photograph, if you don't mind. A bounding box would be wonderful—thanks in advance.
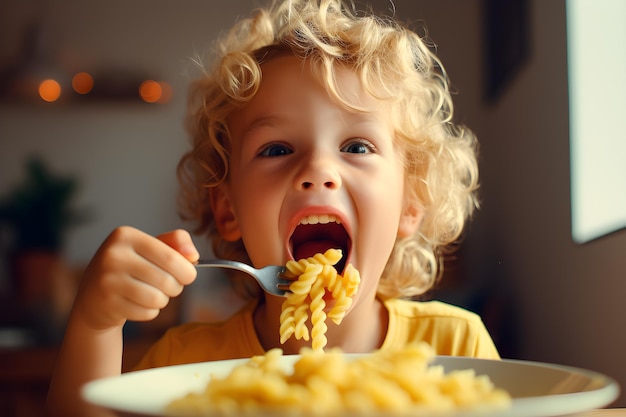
[195,259,256,275]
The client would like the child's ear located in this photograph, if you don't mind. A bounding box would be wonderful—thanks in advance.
[209,185,241,242]
[398,197,423,238]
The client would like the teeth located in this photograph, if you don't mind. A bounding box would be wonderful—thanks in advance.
[299,214,341,225]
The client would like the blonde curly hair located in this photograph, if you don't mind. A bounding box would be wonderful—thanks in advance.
[177,0,479,300]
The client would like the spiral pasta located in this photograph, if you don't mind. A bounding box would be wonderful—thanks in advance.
[279,249,360,350]
[166,343,512,416]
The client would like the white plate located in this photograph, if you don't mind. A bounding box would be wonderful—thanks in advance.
[82,355,620,417]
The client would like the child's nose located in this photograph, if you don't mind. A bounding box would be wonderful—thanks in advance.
[295,152,342,191]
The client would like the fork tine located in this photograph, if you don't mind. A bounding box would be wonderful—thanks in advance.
[258,265,291,296]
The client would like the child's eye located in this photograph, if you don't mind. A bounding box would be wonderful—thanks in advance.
[258,143,293,157]
[340,139,376,154]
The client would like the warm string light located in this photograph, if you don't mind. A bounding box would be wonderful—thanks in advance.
[72,72,94,95]
[139,80,172,104]
[38,79,61,102]
[36,72,172,104]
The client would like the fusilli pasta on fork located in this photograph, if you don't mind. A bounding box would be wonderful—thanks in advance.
[279,249,360,350]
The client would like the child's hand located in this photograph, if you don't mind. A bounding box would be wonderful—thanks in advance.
[72,226,199,331]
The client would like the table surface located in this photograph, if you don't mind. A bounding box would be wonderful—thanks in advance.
[576,410,626,417]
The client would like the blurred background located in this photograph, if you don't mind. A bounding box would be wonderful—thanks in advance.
[1,0,625,415]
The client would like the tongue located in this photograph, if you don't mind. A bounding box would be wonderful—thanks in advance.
[293,240,342,262]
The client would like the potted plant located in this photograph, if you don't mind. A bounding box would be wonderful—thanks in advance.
[0,156,89,305]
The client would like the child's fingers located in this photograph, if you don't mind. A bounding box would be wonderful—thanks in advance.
[149,229,199,286]
[157,229,200,263]
[125,254,185,298]
[110,291,164,323]
[95,259,176,323]
[120,278,170,313]
[76,226,199,329]
[108,226,198,287]
[137,244,198,288]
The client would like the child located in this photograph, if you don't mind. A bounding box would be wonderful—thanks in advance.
[47,0,499,415]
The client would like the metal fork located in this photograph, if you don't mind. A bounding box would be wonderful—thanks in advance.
[195,259,290,297]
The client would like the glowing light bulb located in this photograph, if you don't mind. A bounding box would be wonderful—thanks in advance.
[72,72,94,94]
[39,79,61,102]
[139,80,162,103]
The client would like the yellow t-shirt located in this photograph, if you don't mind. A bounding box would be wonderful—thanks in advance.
[381,298,500,359]
[133,298,499,370]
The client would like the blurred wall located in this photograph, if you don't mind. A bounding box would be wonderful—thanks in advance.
[0,0,257,267]
[470,0,626,407]
[1,0,624,407]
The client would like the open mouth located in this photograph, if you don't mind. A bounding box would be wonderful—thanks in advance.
[289,214,351,273]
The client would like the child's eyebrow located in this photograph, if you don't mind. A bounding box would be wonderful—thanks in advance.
[238,114,287,138]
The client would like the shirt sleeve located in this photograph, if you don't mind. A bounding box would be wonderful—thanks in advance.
[383,299,502,360]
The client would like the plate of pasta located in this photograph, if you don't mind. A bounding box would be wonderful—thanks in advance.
[82,343,620,417]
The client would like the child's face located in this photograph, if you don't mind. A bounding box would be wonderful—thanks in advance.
[213,55,421,294]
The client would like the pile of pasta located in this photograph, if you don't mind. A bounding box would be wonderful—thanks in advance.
[279,248,360,350]
[166,343,511,416]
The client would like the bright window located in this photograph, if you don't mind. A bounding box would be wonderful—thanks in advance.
[567,0,626,243]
